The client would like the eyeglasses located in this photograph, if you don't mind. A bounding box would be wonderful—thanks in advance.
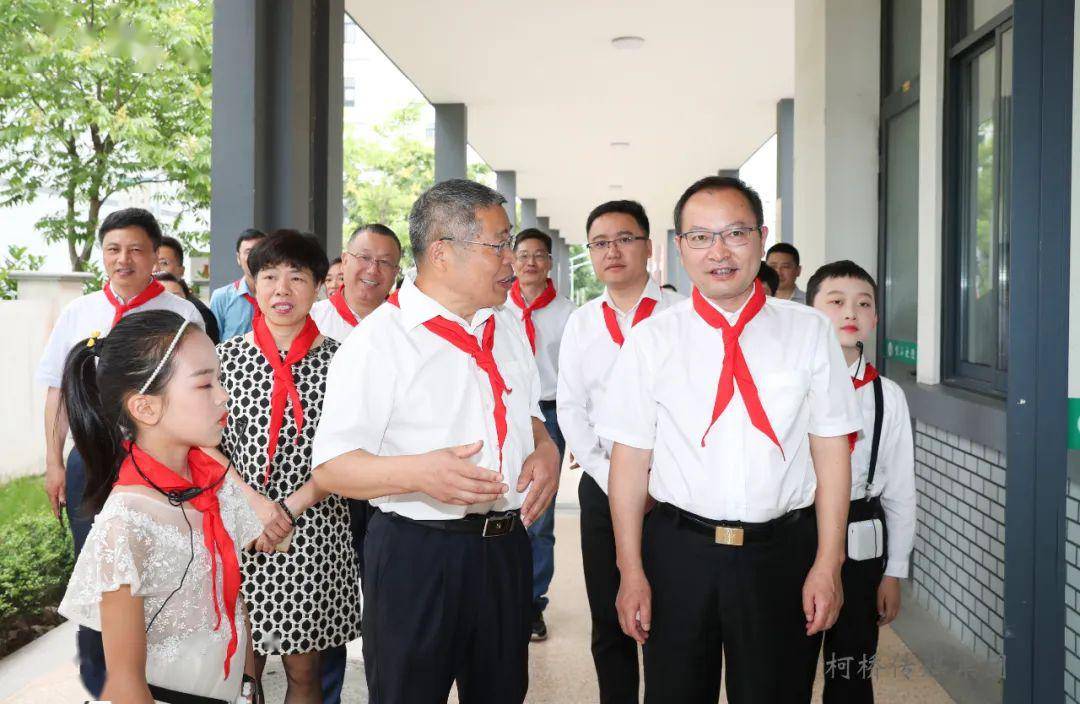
[585,235,648,251]
[345,250,399,272]
[678,226,761,249]
[514,252,552,263]
[439,236,515,256]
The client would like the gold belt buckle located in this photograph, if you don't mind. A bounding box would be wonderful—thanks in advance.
[714,525,744,546]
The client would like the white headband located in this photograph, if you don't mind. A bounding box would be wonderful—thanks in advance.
[138,319,191,395]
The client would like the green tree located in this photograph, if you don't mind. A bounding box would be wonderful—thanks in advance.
[569,244,603,304]
[342,102,491,266]
[0,245,45,300]
[0,0,213,272]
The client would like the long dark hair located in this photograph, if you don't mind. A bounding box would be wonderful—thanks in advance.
[60,310,198,514]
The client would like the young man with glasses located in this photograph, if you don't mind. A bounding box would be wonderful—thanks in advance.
[556,200,683,703]
[504,227,576,642]
[311,223,403,343]
[312,179,561,703]
[599,176,860,703]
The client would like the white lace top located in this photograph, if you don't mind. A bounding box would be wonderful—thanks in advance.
[59,477,263,702]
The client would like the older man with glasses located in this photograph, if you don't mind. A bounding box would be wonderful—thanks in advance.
[312,179,561,704]
[311,223,402,343]
[504,227,576,642]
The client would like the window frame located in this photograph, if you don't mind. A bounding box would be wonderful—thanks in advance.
[877,0,922,381]
[941,1,1013,396]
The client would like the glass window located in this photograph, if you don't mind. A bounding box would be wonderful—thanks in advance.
[882,105,920,377]
[344,77,356,108]
[966,0,1011,32]
[889,0,922,93]
[946,2,1011,392]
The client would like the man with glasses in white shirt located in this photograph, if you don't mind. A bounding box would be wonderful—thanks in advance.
[311,223,402,343]
[312,179,561,704]
[598,176,861,703]
[556,200,683,703]
[504,227,576,642]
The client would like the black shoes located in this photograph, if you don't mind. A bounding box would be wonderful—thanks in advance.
[530,610,548,642]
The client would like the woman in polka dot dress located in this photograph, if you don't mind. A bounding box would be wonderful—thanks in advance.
[217,231,360,702]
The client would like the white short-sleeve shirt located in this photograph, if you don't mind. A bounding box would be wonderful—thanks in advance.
[503,290,576,401]
[595,294,861,523]
[36,285,204,388]
[311,277,545,521]
[310,297,363,343]
[850,360,917,578]
[556,278,685,493]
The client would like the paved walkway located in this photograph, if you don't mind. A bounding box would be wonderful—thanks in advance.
[0,469,956,702]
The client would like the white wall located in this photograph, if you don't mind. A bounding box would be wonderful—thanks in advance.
[0,301,54,482]
[794,0,881,281]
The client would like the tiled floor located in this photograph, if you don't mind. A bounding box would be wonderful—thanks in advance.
[0,471,955,703]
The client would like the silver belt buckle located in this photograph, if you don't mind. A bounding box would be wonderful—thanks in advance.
[482,514,514,537]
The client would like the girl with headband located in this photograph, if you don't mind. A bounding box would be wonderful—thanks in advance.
[57,310,292,704]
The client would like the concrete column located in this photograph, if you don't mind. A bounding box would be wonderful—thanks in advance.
[210,0,343,289]
[793,0,880,278]
[536,216,550,234]
[520,199,538,230]
[496,170,517,227]
[717,169,740,179]
[434,103,467,183]
[14,271,94,306]
[776,98,795,243]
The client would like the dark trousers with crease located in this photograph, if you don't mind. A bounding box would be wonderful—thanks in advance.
[579,472,641,704]
[822,498,888,704]
[65,448,107,699]
[641,504,822,704]
[362,510,532,704]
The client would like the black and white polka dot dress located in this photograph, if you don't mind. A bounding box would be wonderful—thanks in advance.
[217,335,361,656]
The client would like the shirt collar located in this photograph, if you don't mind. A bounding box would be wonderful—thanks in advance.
[235,278,252,296]
[108,278,155,305]
[697,287,752,325]
[397,277,496,333]
[601,276,662,317]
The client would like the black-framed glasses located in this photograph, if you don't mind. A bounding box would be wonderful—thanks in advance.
[585,235,648,251]
[677,226,761,249]
[438,236,515,256]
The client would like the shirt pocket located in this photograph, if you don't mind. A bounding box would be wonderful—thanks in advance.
[754,369,811,439]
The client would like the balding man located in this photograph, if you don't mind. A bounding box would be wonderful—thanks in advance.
[313,179,561,704]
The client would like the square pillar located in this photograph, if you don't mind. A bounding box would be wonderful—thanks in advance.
[434,103,467,183]
[520,199,538,229]
[776,98,795,243]
[496,170,517,227]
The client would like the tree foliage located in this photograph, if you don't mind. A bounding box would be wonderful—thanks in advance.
[342,103,491,266]
[0,0,212,271]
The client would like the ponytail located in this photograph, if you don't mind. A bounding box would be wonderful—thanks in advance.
[58,310,195,515]
[60,341,123,515]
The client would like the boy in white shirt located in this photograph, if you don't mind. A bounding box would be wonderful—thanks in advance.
[807,260,916,703]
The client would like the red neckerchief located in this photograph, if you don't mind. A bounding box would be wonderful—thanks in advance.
[601,296,658,347]
[102,280,165,327]
[328,287,359,327]
[509,279,557,354]
[693,280,783,456]
[848,361,881,452]
[250,314,321,484]
[387,292,511,471]
[234,279,259,318]
[114,442,240,679]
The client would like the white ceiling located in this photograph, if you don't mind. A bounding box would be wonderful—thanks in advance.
[344,0,794,243]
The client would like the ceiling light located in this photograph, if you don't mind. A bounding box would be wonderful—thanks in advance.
[609,184,623,190]
[611,36,645,50]
[610,141,630,149]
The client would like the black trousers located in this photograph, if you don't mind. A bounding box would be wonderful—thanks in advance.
[641,504,821,704]
[579,472,641,704]
[822,499,888,704]
[361,510,532,704]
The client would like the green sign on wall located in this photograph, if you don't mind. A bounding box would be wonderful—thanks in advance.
[1069,398,1080,450]
[885,338,918,364]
